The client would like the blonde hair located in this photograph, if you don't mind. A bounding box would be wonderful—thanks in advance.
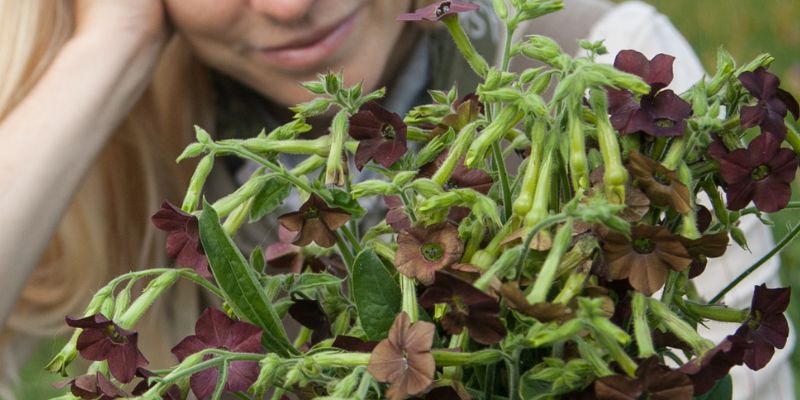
[0,0,212,373]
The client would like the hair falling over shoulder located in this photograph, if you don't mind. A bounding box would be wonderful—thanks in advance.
[0,0,210,371]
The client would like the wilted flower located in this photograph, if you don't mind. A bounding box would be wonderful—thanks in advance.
[385,195,412,232]
[348,100,408,170]
[602,225,692,295]
[151,200,210,279]
[679,335,748,395]
[65,314,148,384]
[739,67,800,138]
[423,383,472,400]
[397,1,480,22]
[628,151,691,214]
[55,372,126,400]
[419,271,506,344]
[734,284,791,370]
[594,357,693,400]
[367,312,435,400]
[608,50,692,137]
[171,308,263,400]
[288,297,332,345]
[278,194,351,248]
[717,132,799,212]
[395,223,464,285]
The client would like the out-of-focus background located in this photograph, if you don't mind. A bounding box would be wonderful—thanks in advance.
[632,0,800,396]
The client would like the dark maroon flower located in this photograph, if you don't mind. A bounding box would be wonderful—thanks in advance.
[395,223,464,285]
[595,357,693,400]
[385,195,412,232]
[55,372,126,400]
[734,284,791,370]
[131,368,182,400]
[367,312,435,400]
[422,383,471,399]
[397,1,480,22]
[739,67,800,138]
[151,200,211,279]
[278,194,351,248]
[332,335,379,352]
[348,100,408,170]
[288,297,332,344]
[717,133,799,212]
[65,314,148,384]
[603,225,692,295]
[171,307,263,400]
[679,335,748,395]
[608,50,692,137]
[419,271,506,344]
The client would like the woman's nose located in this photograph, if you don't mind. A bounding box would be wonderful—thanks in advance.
[249,0,316,24]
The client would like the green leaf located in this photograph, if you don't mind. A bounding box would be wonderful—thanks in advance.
[286,273,343,293]
[351,249,402,340]
[249,246,265,273]
[248,178,292,222]
[694,374,732,400]
[198,202,296,356]
[322,188,365,218]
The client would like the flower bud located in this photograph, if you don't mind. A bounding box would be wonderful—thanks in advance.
[351,180,394,199]
[176,142,205,163]
[182,154,214,212]
[408,178,444,197]
[291,98,333,118]
[301,80,327,95]
[324,73,342,94]
[520,35,564,66]
[194,125,213,145]
[529,320,583,347]
[492,0,508,19]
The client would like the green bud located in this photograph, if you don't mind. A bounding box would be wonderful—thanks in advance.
[45,330,81,375]
[529,320,583,347]
[251,354,281,398]
[100,295,114,318]
[301,80,327,95]
[575,337,614,377]
[291,98,333,118]
[182,154,214,212]
[520,35,564,65]
[738,53,775,75]
[176,142,205,163]
[392,171,418,188]
[428,89,450,104]
[709,100,721,119]
[348,82,363,101]
[351,180,393,198]
[415,128,454,168]
[112,283,132,321]
[194,125,212,144]
[529,71,554,94]
[474,245,523,289]
[520,66,545,84]
[730,226,750,251]
[325,110,349,186]
[648,299,714,354]
[691,81,709,117]
[267,117,313,140]
[470,250,496,271]
[520,93,548,116]
[480,87,522,102]
[117,270,179,329]
[492,0,508,19]
[527,222,573,304]
[408,178,443,197]
[465,106,523,167]
[324,73,342,94]
[359,87,386,105]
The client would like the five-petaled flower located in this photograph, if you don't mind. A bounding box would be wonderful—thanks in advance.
[607,50,692,137]
[278,194,351,248]
[594,357,694,400]
[171,307,263,400]
[65,314,149,384]
[348,100,408,170]
[679,335,748,395]
[55,372,126,400]
[738,67,800,138]
[395,222,464,285]
[717,133,799,212]
[151,200,211,279]
[367,312,436,400]
[602,225,692,295]
[397,1,480,22]
[733,284,791,370]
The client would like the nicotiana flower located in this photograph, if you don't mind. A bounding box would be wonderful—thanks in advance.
[367,312,435,400]
[602,225,692,295]
[151,200,211,279]
[55,372,126,400]
[131,368,182,400]
[717,132,799,212]
[734,284,791,370]
[288,297,332,345]
[419,271,506,344]
[628,151,691,214]
[594,357,693,400]
[278,194,351,248]
[264,225,304,272]
[171,307,263,400]
[678,231,729,279]
[65,314,148,384]
[431,92,483,136]
[607,50,692,137]
[395,223,464,285]
[348,100,408,170]
[679,335,748,395]
[396,0,480,22]
[739,67,800,138]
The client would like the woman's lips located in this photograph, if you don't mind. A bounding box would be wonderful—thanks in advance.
[255,10,360,70]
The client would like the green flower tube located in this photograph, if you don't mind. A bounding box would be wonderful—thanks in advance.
[181,153,214,212]
[512,119,546,218]
[432,122,480,187]
[589,89,628,204]
[325,110,349,186]
[524,133,557,228]
[441,15,489,77]
[465,106,523,167]
[631,293,656,358]
[567,102,590,191]
[242,137,332,156]
[526,222,572,304]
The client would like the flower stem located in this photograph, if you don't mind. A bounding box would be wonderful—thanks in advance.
[335,232,355,270]
[681,299,749,323]
[710,221,800,303]
[340,225,362,254]
[631,293,656,358]
[211,359,230,400]
[527,221,573,304]
[117,269,179,329]
[507,348,522,400]
[433,349,505,366]
[401,275,419,322]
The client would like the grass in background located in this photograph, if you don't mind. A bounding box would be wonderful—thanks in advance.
[633,0,800,395]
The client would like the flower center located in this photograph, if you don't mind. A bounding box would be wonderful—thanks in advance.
[450,295,468,315]
[304,207,320,219]
[381,123,396,139]
[750,164,770,181]
[654,118,676,128]
[653,171,671,186]
[105,326,126,344]
[421,242,445,262]
[633,237,655,254]
[435,1,452,17]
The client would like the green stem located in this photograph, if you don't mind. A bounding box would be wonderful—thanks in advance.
[432,349,505,366]
[117,270,179,329]
[500,24,515,72]
[741,201,800,216]
[441,15,489,77]
[517,213,569,274]
[293,327,312,349]
[399,191,418,223]
[335,232,355,269]
[492,142,513,222]
[681,299,749,323]
[211,359,230,400]
[710,221,800,303]
[507,348,522,400]
[340,225,362,254]
[527,221,573,303]
[631,293,656,358]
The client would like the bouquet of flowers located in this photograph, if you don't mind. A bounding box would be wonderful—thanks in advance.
[47,1,800,399]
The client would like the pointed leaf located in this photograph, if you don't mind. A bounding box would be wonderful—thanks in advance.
[352,249,402,340]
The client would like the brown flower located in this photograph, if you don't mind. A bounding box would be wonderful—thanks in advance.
[278,194,351,248]
[368,312,436,400]
[603,225,692,295]
[595,357,693,400]
[628,151,690,214]
[395,223,464,285]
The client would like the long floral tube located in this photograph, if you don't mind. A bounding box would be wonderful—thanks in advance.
[512,118,547,218]
[589,88,628,204]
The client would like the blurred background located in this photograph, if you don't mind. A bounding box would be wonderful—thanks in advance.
[633,0,800,396]
[16,0,800,398]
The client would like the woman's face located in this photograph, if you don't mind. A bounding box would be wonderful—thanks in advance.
[165,0,412,107]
